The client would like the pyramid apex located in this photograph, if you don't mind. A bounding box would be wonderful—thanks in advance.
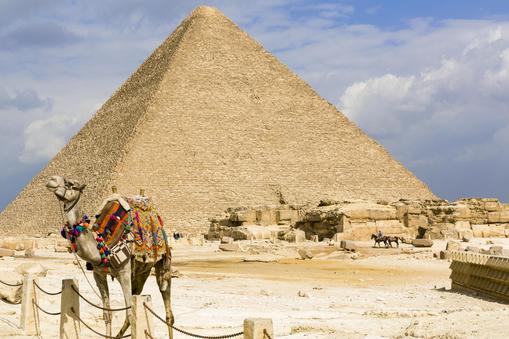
[190,5,222,17]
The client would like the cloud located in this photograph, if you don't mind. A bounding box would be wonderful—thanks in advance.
[338,25,509,199]
[0,88,52,111]
[19,115,78,164]
[0,22,81,50]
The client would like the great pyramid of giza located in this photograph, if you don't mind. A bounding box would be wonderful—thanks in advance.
[0,6,435,236]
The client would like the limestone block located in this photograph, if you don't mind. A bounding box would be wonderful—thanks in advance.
[231,228,248,240]
[454,221,471,232]
[461,230,473,242]
[340,240,357,251]
[256,209,277,225]
[368,205,397,220]
[488,211,509,223]
[484,200,502,212]
[375,219,404,233]
[490,224,506,237]
[446,241,461,251]
[311,235,319,242]
[221,236,233,244]
[408,204,423,214]
[332,233,344,242]
[336,215,350,233]
[0,248,15,257]
[452,204,471,219]
[472,224,490,237]
[277,209,294,221]
[219,244,240,252]
[411,239,433,247]
[234,210,257,223]
[404,214,428,228]
[298,249,313,259]
[284,229,306,243]
[394,204,408,221]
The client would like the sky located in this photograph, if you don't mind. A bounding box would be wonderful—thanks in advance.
[1,0,509,210]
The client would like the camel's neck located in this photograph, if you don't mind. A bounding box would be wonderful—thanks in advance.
[65,197,101,266]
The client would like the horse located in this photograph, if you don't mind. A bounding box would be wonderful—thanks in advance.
[371,233,387,248]
[385,236,400,248]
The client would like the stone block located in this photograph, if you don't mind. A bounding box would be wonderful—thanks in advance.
[375,219,404,232]
[0,248,15,257]
[311,235,319,242]
[221,236,233,244]
[332,233,343,242]
[488,211,509,223]
[446,241,461,251]
[235,209,257,223]
[440,250,452,260]
[277,209,297,222]
[454,221,471,232]
[461,230,473,242]
[452,204,471,219]
[368,206,397,220]
[219,244,241,252]
[484,201,502,212]
[404,214,428,228]
[256,209,277,225]
[472,224,490,237]
[298,249,314,259]
[244,318,273,339]
[340,240,357,251]
[411,239,433,247]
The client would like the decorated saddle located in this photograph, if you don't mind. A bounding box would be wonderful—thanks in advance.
[125,196,168,263]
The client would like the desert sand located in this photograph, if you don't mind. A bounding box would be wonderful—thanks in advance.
[1,239,509,339]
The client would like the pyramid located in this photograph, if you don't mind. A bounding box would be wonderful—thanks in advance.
[0,6,435,236]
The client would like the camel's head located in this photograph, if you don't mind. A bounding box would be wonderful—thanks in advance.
[46,176,86,204]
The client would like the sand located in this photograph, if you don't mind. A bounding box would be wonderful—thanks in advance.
[1,239,508,338]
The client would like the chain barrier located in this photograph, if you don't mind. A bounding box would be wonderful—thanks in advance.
[71,285,131,312]
[263,329,273,339]
[0,280,23,287]
[34,281,62,296]
[70,307,131,338]
[143,302,244,339]
[32,299,61,316]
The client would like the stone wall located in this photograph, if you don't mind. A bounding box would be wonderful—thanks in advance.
[209,198,509,242]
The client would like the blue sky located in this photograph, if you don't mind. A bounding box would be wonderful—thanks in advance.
[1,0,509,209]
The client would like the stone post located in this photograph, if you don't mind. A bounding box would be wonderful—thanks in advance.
[244,318,273,339]
[131,295,154,339]
[20,274,39,335]
[60,279,80,339]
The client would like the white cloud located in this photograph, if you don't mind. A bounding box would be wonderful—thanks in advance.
[19,115,78,164]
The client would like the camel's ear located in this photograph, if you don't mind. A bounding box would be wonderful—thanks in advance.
[78,184,87,192]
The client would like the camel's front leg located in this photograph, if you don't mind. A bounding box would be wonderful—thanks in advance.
[93,270,112,337]
[155,258,174,339]
[115,261,132,339]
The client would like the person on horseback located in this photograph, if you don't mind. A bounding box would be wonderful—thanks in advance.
[377,229,384,240]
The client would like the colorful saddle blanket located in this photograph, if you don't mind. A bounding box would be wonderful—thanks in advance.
[125,196,168,263]
[94,198,131,247]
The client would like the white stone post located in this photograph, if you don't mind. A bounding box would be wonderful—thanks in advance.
[20,274,39,335]
[131,295,154,339]
[244,318,274,339]
[60,279,80,339]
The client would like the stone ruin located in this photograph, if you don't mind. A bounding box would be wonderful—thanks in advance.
[207,198,509,242]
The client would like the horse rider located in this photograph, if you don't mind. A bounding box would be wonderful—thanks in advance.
[377,229,384,240]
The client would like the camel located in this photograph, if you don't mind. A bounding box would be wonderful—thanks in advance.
[46,176,174,339]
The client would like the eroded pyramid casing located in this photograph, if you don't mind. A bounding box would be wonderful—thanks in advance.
[0,6,435,235]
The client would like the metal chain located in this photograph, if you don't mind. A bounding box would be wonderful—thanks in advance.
[144,330,155,339]
[0,280,23,287]
[32,299,61,316]
[71,285,131,312]
[34,281,62,296]
[71,307,131,338]
[263,329,273,339]
[143,302,244,339]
